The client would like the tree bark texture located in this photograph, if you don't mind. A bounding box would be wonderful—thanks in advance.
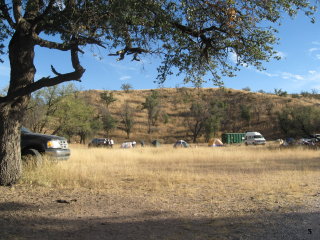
[0,104,24,185]
[0,21,35,185]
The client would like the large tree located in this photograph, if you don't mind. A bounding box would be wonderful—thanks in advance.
[51,94,101,143]
[0,0,315,185]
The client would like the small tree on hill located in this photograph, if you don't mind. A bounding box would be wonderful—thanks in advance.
[274,88,288,97]
[100,91,117,110]
[203,101,226,142]
[102,112,118,138]
[240,104,252,128]
[121,83,133,93]
[119,101,135,139]
[142,90,163,134]
[185,100,210,143]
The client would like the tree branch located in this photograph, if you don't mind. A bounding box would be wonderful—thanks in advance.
[70,41,84,72]
[109,46,149,61]
[0,73,81,103]
[33,33,102,54]
[0,0,16,28]
[24,0,41,19]
[12,0,22,22]
[33,0,55,25]
[0,45,85,103]
[78,35,106,49]
[51,65,62,76]
[172,21,229,61]
[32,33,73,51]
[172,22,201,38]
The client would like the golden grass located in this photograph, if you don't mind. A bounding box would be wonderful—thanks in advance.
[20,144,320,217]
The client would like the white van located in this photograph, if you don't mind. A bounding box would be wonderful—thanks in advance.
[244,132,266,145]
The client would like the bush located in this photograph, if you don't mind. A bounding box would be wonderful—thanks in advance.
[121,83,133,93]
[274,88,287,97]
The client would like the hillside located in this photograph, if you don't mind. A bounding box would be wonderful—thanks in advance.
[80,88,320,143]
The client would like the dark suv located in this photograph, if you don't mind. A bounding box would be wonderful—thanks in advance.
[88,138,108,148]
[21,127,70,161]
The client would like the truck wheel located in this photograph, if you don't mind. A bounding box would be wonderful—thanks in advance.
[22,149,43,168]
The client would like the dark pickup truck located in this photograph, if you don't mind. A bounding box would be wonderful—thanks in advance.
[21,127,70,161]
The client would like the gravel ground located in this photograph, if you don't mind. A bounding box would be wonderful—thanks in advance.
[1,185,319,240]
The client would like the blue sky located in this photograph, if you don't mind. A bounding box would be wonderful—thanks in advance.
[0,12,320,93]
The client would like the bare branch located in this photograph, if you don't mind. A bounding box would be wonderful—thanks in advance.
[132,53,140,61]
[0,0,16,28]
[32,33,74,51]
[33,34,95,54]
[51,65,62,76]
[109,46,149,61]
[0,44,85,104]
[0,73,82,103]
[71,43,84,72]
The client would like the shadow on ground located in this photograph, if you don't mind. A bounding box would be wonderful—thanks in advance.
[142,157,320,174]
[0,202,319,240]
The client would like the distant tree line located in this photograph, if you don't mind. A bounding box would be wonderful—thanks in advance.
[18,85,320,143]
[276,105,320,138]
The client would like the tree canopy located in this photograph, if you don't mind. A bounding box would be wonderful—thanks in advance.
[0,0,316,96]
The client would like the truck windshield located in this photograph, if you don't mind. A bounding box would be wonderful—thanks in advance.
[254,135,263,138]
[21,127,32,133]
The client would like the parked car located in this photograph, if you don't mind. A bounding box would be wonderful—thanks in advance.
[244,132,266,145]
[173,140,189,148]
[88,138,109,148]
[298,138,316,146]
[310,134,320,142]
[21,127,70,165]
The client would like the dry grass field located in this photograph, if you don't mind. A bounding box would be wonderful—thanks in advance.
[1,145,320,239]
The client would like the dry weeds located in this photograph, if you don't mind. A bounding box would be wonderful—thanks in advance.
[21,145,320,214]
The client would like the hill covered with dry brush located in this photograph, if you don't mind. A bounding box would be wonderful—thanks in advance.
[79,87,320,143]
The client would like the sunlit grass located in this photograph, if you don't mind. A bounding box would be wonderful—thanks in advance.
[20,144,320,216]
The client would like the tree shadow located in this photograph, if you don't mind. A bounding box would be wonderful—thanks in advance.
[141,157,320,174]
[0,202,34,212]
[0,201,318,240]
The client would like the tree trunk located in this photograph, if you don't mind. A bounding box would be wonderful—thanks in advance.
[0,21,35,185]
[0,104,25,185]
[80,133,86,144]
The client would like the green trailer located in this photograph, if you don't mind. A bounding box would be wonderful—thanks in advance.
[221,133,245,144]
